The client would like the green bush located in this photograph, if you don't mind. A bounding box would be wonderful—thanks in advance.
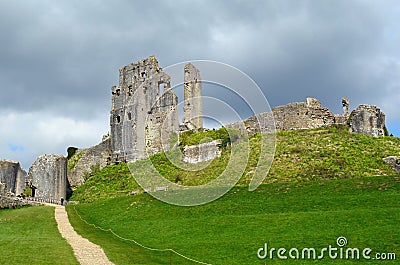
[22,186,32,197]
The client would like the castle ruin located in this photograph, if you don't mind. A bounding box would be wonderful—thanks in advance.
[28,154,67,200]
[110,56,202,163]
[227,97,386,137]
[2,56,391,204]
[0,160,27,196]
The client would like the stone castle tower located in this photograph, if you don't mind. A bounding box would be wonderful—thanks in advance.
[110,56,204,163]
[183,63,203,130]
[110,56,180,163]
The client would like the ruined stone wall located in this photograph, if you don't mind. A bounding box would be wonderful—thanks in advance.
[146,90,179,156]
[273,98,335,131]
[228,98,335,134]
[29,154,67,200]
[67,137,111,189]
[182,140,222,164]
[110,56,178,163]
[0,160,27,195]
[0,196,29,209]
[227,112,275,136]
[350,105,386,137]
[227,98,386,138]
[183,63,203,130]
[0,182,5,196]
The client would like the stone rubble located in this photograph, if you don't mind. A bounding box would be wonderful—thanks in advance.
[383,156,400,174]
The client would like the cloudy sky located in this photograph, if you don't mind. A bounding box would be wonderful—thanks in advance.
[1,0,399,169]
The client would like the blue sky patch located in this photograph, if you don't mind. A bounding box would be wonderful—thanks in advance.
[8,143,25,153]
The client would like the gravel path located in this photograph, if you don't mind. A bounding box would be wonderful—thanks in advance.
[54,205,115,265]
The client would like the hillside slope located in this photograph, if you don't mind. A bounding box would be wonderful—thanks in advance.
[70,126,400,203]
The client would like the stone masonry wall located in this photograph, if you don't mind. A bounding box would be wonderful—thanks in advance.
[29,154,67,200]
[273,98,336,131]
[0,160,27,195]
[182,140,222,164]
[349,104,386,137]
[146,89,179,156]
[227,97,385,138]
[0,182,5,196]
[67,137,111,189]
[110,55,179,163]
[0,196,29,209]
[183,63,203,130]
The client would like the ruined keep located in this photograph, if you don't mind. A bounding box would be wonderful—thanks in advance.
[110,56,204,163]
[183,63,203,130]
[28,154,67,200]
[110,56,179,163]
[0,160,27,195]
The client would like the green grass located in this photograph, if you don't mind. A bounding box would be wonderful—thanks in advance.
[66,126,400,263]
[68,149,86,170]
[67,175,400,264]
[70,126,400,203]
[179,127,238,148]
[0,206,78,265]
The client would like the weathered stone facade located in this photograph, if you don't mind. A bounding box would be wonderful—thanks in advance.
[383,156,400,174]
[0,182,5,196]
[110,56,203,163]
[67,137,112,189]
[273,97,336,131]
[349,105,386,137]
[182,140,222,164]
[110,56,179,163]
[227,97,386,138]
[227,112,275,135]
[0,160,27,195]
[183,63,203,130]
[29,154,67,200]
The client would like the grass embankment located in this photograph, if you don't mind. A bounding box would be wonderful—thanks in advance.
[0,206,78,265]
[67,175,400,264]
[70,126,400,203]
[67,126,400,264]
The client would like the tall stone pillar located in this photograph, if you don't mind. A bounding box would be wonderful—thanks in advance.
[183,63,203,130]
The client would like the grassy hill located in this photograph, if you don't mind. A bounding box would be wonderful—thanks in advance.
[65,126,400,264]
[70,126,400,203]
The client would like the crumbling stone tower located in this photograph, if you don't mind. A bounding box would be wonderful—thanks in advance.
[28,154,67,200]
[183,63,203,130]
[110,56,179,163]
